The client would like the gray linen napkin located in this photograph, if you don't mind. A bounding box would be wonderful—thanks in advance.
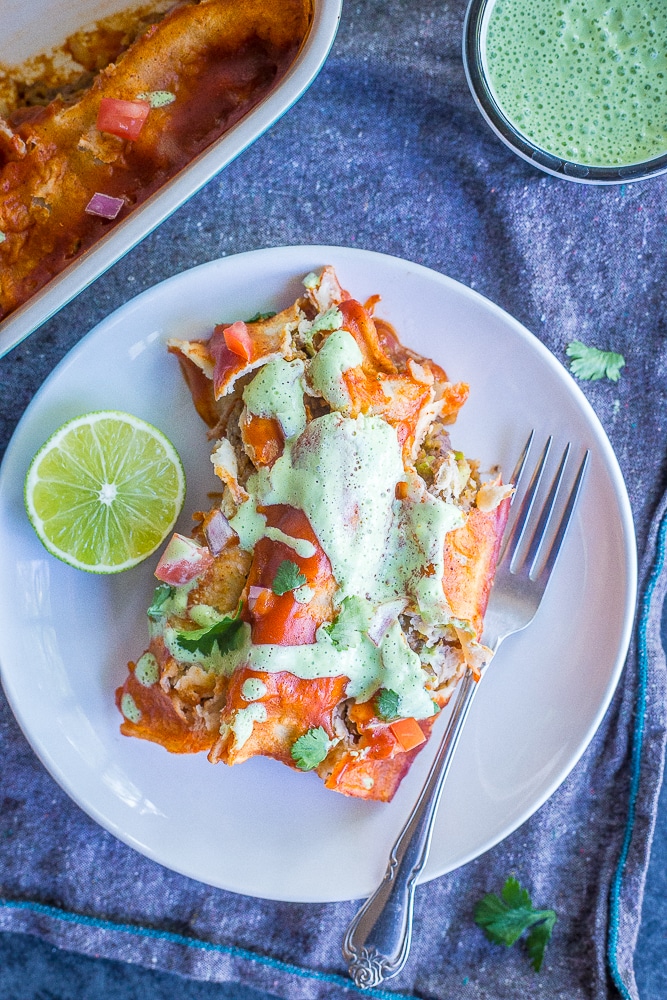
[1,1,666,997]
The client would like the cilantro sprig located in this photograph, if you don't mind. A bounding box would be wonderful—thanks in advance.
[376,688,400,721]
[147,582,174,620]
[474,877,557,972]
[566,341,625,382]
[325,596,372,650]
[291,726,331,770]
[175,605,244,655]
[272,560,307,596]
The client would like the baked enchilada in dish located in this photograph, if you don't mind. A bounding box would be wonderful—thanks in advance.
[0,0,311,320]
[116,267,512,801]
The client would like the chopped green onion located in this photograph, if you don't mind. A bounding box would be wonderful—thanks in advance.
[137,90,176,108]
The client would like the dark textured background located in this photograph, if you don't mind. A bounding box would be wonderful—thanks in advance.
[1,0,667,997]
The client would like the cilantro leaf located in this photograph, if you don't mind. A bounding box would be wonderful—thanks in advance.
[147,583,174,620]
[272,560,307,596]
[325,596,372,650]
[526,914,557,973]
[475,891,524,944]
[245,311,277,323]
[291,726,331,770]
[474,877,556,972]
[566,341,625,382]
[376,688,400,721]
[175,606,244,655]
[500,876,532,912]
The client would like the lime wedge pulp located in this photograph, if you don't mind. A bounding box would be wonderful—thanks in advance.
[24,411,186,574]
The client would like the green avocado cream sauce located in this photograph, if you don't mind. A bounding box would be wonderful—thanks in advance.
[242,357,307,440]
[485,0,667,166]
[153,336,467,727]
[308,328,363,412]
[161,616,437,722]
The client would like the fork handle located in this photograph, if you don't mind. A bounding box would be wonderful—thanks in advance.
[342,669,479,988]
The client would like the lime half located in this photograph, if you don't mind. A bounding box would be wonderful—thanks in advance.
[25,411,186,574]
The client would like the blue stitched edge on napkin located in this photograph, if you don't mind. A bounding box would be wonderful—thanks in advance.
[0,896,420,1000]
[607,509,667,997]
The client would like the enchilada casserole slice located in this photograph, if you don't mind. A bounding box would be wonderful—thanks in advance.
[116,267,512,801]
[0,0,311,319]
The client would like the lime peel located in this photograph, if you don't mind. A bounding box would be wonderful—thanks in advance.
[24,410,186,574]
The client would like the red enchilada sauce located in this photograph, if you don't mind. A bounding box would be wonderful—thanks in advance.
[0,0,312,319]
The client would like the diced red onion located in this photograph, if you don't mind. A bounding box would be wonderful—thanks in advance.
[367,599,408,646]
[85,192,125,220]
[204,509,237,555]
[248,585,272,611]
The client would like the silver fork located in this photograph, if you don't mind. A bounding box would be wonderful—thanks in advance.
[342,432,590,990]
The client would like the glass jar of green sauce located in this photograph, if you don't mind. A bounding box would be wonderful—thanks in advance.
[463,0,667,183]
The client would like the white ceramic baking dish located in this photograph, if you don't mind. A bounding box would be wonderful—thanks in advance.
[0,0,341,358]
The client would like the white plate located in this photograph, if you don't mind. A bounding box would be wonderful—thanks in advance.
[0,246,636,903]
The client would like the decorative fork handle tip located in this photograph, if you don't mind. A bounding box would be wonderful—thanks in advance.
[345,947,392,989]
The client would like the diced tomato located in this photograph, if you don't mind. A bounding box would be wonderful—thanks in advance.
[209,325,243,396]
[96,97,150,141]
[154,533,213,586]
[244,505,335,646]
[208,322,254,397]
[390,717,427,753]
[222,321,253,361]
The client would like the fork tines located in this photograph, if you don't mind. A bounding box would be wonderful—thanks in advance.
[502,432,590,586]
